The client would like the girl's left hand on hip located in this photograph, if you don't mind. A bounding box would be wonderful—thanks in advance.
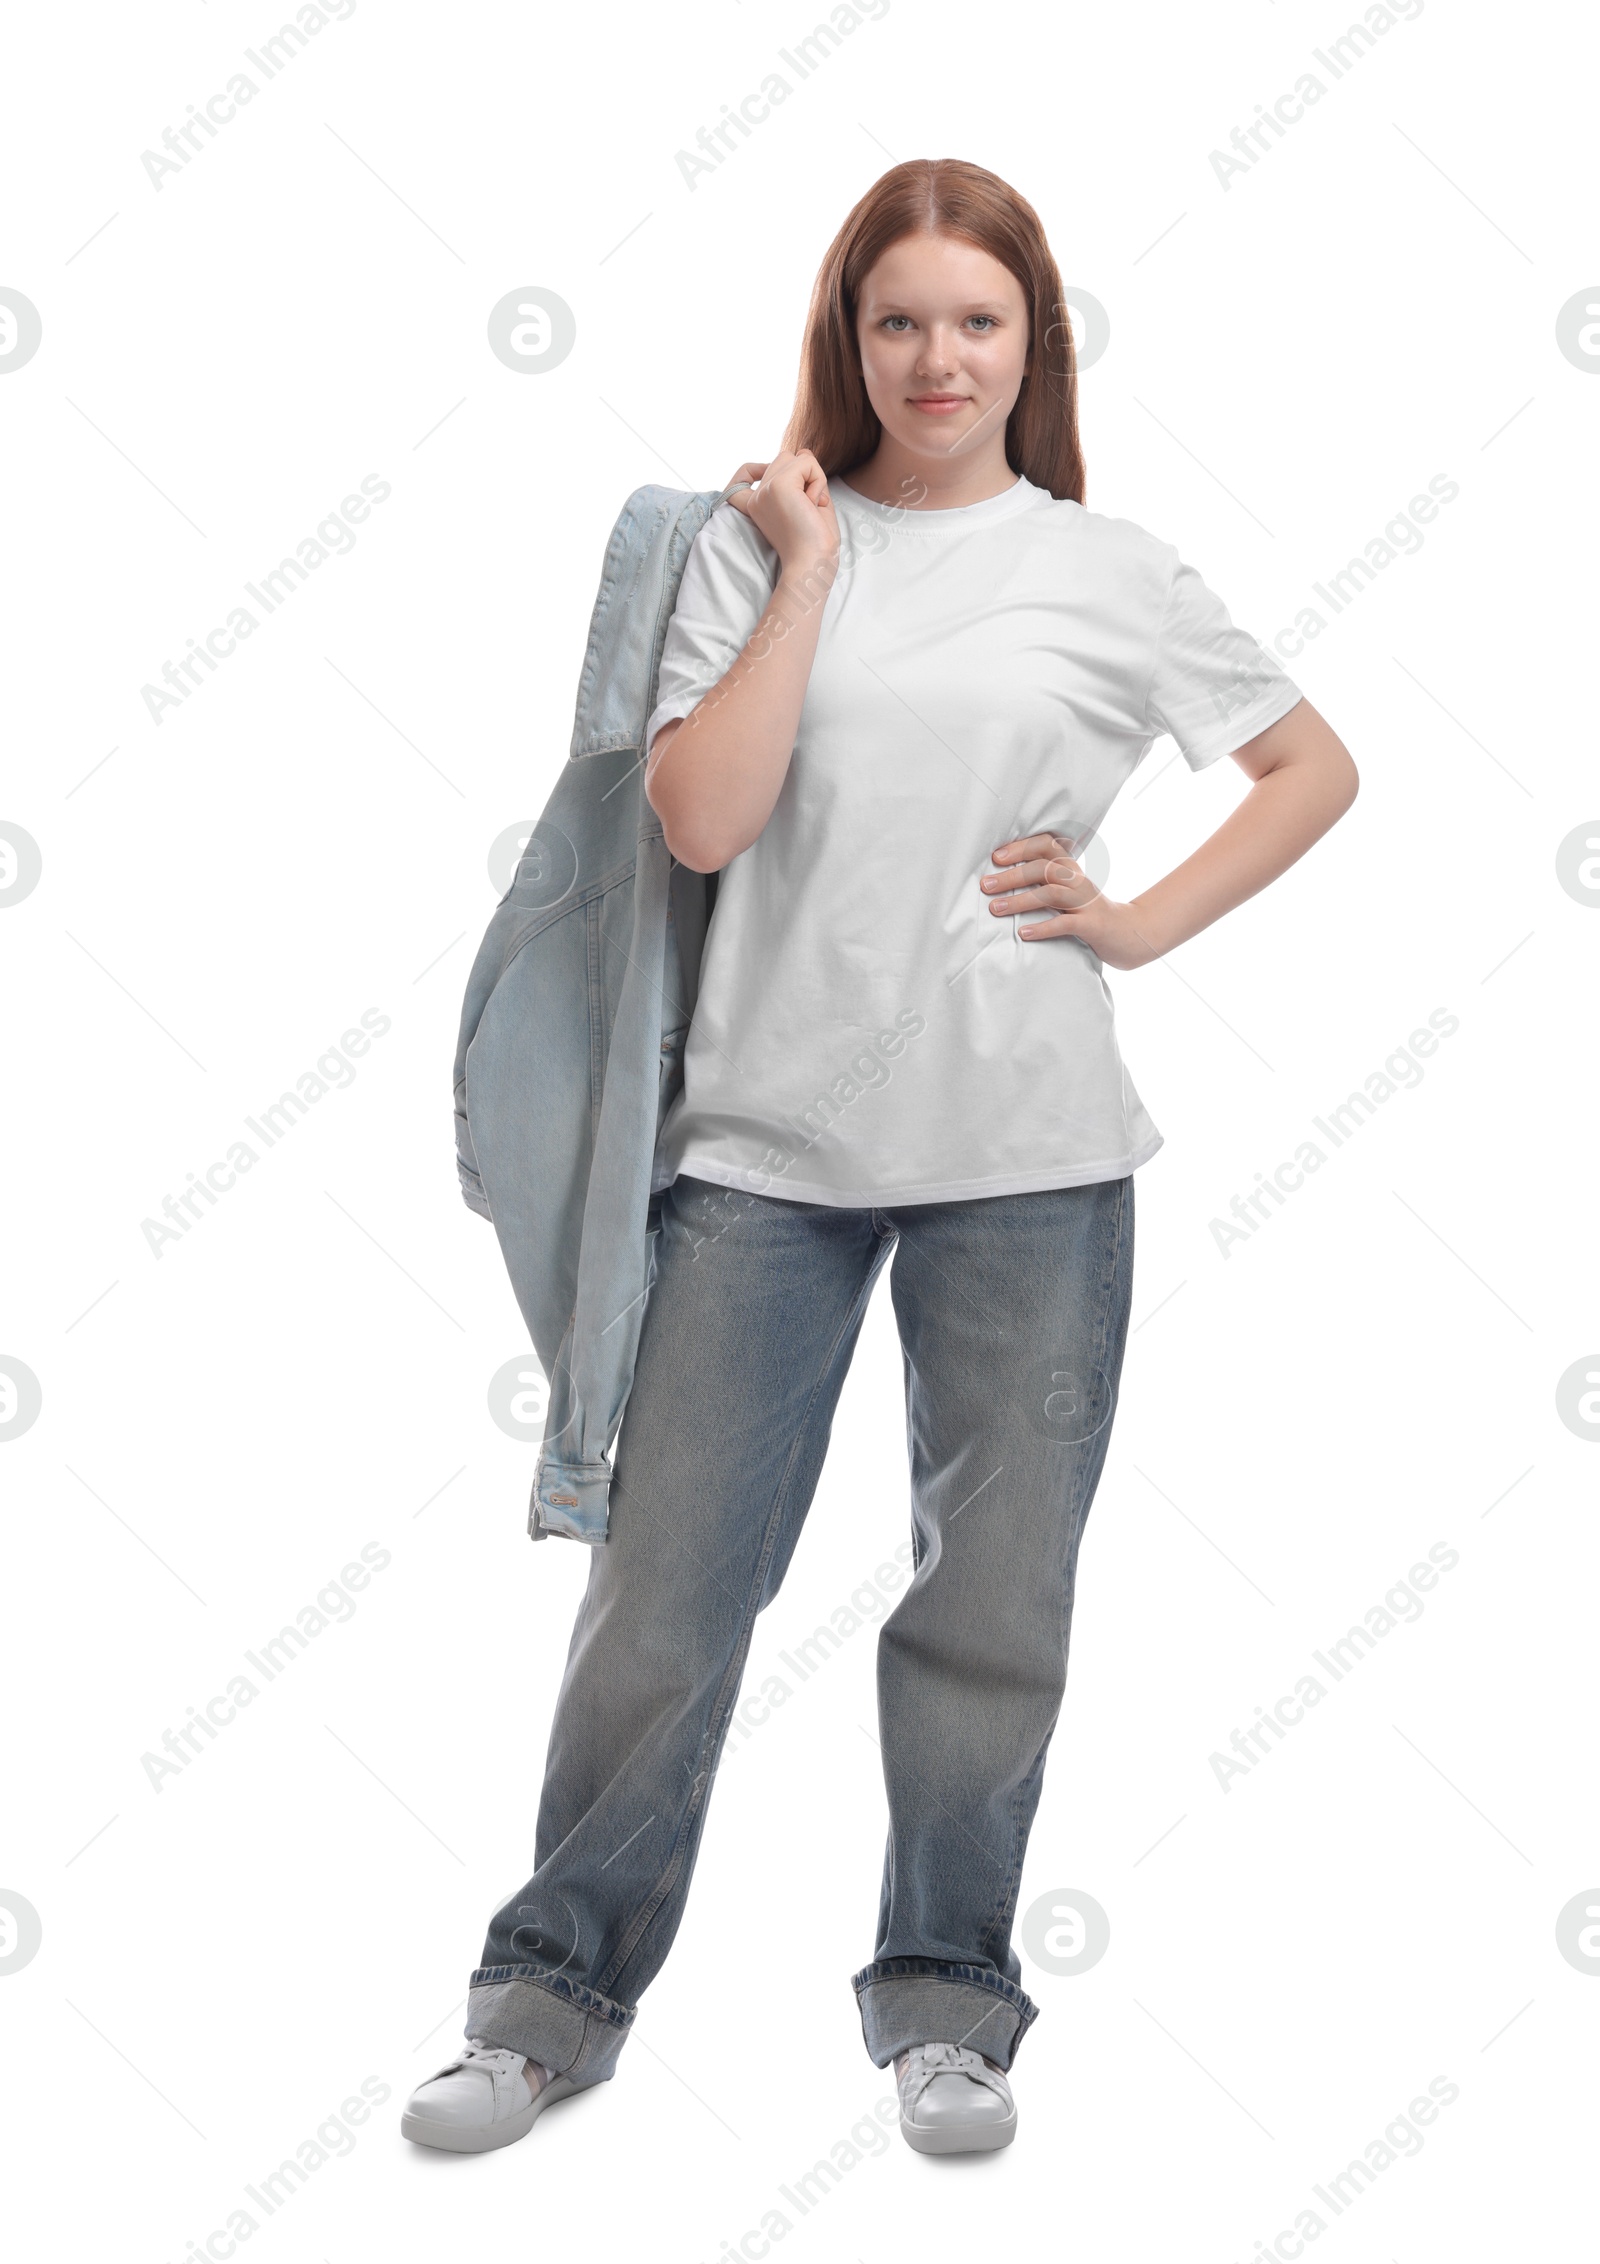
[981,834,1159,970]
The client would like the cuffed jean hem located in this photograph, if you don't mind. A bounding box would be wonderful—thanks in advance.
[466,1964,635,2085]
[850,1959,1040,2072]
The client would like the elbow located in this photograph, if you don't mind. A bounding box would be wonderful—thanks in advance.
[645,732,732,870]
[1298,713,1359,823]
[661,822,729,874]
[1333,745,1360,818]
[650,790,735,872]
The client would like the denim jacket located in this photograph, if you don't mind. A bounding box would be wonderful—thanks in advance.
[453,483,726,1543]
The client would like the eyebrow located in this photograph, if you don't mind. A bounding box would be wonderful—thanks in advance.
[864,299,1013,315]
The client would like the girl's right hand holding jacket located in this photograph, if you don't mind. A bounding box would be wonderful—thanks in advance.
[721,449,840,586]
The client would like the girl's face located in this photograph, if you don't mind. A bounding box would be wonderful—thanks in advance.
[855,232,1031,467]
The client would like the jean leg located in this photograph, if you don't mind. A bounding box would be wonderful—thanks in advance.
[851,1174,1134,2070]
[467,1175,892,2082]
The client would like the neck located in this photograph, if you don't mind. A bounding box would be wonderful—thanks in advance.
[843,432,1020,511]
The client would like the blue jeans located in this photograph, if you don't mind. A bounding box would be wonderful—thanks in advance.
[466,1168,1134,2081]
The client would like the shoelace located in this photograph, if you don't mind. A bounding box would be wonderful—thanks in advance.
[427,2037,532,2092]
[459,2037,522,2068]
[897,2040,1011,2113]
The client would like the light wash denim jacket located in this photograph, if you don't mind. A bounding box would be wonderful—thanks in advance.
[453,483,727,1543]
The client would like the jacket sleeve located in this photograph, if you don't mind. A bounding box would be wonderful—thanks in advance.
[452,916,509,1223]
[454,483,724,1545]
[530,824,674,1542]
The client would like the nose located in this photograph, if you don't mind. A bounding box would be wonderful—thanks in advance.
[915,326,961,379]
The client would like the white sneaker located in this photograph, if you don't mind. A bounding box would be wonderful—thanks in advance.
[894,2041,1017,2154]
[401,2037,585,2153]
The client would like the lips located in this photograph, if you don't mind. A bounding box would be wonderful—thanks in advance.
[909,395,969,412]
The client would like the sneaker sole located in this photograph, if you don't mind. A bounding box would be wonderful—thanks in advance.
[401,2072,585,2153]
[900,2107,1017,2155]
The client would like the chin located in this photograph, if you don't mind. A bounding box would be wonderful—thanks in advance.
[897,420,976,449]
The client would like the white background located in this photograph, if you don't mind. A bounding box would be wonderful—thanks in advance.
[2,0,1596,2255]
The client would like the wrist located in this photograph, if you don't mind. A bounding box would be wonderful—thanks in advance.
[775,551,838,612]
[1124,891,1174,963]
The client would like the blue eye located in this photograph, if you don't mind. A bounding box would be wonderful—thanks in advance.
[878,312,999,334]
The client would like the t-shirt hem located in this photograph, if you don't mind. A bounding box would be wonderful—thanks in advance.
[1183,686,1305,770]
[643,694,703,759]
[660,1134,1164,1209]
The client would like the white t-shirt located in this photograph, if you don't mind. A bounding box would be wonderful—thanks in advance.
[643,471,1302,1208]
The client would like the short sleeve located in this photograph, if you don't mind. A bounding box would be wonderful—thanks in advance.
[644,504,781,754]
[1144,553,1304,770]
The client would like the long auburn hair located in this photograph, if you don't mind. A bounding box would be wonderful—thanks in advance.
[780,159,1084,503]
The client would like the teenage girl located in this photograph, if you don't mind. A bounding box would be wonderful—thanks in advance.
[403,157,1357,2159]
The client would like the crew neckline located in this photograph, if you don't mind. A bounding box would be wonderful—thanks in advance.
[831,471,1044,533]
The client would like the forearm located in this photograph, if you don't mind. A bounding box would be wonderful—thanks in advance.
[1127,721,1358,959]
[645,558,836,871]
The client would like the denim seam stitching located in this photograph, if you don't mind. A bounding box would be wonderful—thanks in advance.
[585,892,605,1140]
[981,1747,1043,1972]
[468,1963,633,2029]
[993,1178,1132,1975]
[1063,1170,1131,1583]
[853,1960,1032,2014]
[494,858,637,980]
